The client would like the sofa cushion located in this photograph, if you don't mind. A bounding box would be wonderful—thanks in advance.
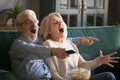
[0,70,16,80]
[0,30,18,70]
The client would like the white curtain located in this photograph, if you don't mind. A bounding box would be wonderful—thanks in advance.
[0,0,15,10]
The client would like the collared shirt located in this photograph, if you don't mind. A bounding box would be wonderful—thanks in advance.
[9,37,51,80]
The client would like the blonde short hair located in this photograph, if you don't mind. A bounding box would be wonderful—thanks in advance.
[40,12,65,40]
[16,9,37,27]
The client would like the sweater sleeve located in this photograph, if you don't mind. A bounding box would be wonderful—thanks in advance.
[9,39,52,59]
[68,37,80,45]
[45,58,65,80]
[44,40,65,80]
[78,58,101,70]
[68,40,101,70]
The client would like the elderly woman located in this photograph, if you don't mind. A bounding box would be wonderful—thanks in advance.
[40,12,119,80]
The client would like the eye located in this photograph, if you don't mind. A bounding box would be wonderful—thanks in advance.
[34,20,39,24]
[54,20,63,25]
[54,21,59,24]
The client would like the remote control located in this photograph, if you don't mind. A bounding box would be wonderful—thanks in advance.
[65,50,75,54]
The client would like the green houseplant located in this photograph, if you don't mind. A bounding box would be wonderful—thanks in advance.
[1,0,24,26]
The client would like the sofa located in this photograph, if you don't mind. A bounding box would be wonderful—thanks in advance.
[0,26,120,80]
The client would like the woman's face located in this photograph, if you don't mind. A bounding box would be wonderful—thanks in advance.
[49,14,67,42]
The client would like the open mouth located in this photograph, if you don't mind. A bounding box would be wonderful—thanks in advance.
[59,28,64,33]
[31,28,36,34]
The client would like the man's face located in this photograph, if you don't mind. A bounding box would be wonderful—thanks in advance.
[19,14,39,42]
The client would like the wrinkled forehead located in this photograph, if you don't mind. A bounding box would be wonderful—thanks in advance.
[20,13,37,21]
[49,14,63,22]
[51,13,62,18]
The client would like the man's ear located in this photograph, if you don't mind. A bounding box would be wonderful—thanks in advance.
[17,26,23,33]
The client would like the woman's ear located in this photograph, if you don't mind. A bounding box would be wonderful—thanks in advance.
[48,32,51,38]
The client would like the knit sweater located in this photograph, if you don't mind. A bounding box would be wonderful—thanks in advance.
[44,39,100,80]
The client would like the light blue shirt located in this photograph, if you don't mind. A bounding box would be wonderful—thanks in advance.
[9,37,52,80]
[9,37,80,80]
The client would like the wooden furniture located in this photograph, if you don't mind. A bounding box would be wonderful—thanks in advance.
[0,26,17,30]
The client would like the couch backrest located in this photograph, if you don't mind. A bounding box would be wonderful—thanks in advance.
[0,30,18,70]
[1,26,120,71]
[67,26,120,59]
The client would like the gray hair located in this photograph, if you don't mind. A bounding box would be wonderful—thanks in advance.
[40,12,65,41]
[16,9,37,27]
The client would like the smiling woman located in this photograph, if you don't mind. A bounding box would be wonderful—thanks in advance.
[40,12,119,80]
[40,12,67,41]
[40,12,91,80]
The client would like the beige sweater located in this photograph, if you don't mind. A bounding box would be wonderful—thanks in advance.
[44,39,100,80]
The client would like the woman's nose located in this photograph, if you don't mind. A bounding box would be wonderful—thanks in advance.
[58,21,62,26]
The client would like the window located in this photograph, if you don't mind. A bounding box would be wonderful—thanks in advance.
[56,0,108,27]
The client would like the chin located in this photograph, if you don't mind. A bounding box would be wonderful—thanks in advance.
[27,36,37,42]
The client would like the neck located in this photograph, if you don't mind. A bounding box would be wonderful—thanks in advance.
[51,37,65,43]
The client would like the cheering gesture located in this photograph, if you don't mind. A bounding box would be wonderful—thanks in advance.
[96,50,120,67]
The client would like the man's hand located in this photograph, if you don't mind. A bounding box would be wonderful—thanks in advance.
[80,37,99,46]
[96,50,120,67]
[51,48,69,58]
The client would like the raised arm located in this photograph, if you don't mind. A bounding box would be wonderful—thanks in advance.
[68,37,99,45]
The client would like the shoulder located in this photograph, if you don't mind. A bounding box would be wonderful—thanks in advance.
[43,39,53,46]
[13,38,28,45]
[66,39,74,44]
[11,37,37,49]
[66,39,78,50]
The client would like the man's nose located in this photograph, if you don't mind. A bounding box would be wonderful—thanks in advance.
[32,20,39,24]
